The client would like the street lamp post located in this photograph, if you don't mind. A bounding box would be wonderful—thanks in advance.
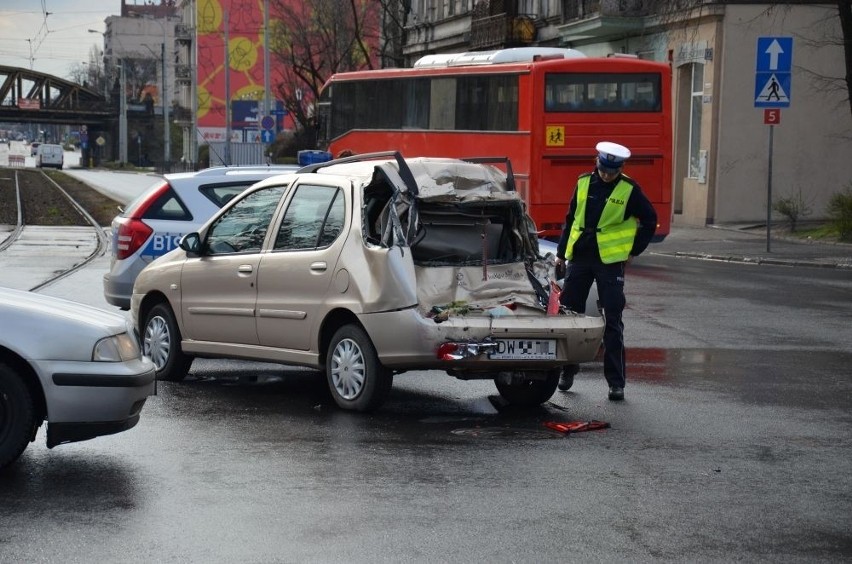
[161,40,169,169]
[141,18,172,170]
[89,28,127,164]
[119,60,128,164]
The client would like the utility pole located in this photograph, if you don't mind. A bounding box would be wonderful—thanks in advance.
[263,0,270,157]
[224,11,231,165]
[119,60,128,164]
[162,40,170,169]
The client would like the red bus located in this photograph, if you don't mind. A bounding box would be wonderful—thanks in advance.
[316,47,672,240]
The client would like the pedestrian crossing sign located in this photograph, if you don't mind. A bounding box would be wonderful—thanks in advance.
[755,73,790,107]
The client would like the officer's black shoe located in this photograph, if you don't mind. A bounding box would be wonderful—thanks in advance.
[608,386,624,401]
[558,373,574,391]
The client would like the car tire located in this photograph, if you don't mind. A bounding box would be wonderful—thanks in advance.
[143,302,192,382]
[494,369,560,407]
[0,362,36,469]
[326,325,392,412]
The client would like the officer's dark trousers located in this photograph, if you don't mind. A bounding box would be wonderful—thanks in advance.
[559,260,627,389]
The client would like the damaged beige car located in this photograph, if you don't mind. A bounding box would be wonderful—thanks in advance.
[131,153,605,411]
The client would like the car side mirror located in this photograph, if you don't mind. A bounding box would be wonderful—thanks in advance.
[179,232,201,255]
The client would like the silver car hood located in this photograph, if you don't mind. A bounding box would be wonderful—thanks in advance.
[0,287,130,360]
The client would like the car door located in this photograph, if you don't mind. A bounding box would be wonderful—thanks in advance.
[180,185,287,345]
[255,180,349,351]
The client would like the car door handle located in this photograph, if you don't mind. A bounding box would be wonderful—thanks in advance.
[238,264,253,274]
[310,262,327,272]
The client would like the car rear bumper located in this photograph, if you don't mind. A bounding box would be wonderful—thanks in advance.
[361,307,605,370]
[103,272,133,309]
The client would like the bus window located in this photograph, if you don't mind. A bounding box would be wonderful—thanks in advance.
[431,78,456,130]
[456,75,518,131]
[545,73,661,112]
[404,78,430,129]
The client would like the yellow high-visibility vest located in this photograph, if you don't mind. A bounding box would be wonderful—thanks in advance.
[564,175,638,264]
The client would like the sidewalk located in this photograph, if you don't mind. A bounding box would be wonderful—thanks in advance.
[651,224,852,269]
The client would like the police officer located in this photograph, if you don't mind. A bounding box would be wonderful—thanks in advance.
[554,141,657,401]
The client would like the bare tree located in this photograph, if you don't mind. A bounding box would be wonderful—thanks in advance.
[270,0,380,132]
[644,0,852,118]
[68,44,106,94]
[838,0,852,116]
[376,0,410,68]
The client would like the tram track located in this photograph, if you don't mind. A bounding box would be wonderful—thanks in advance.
[0,169,112,291]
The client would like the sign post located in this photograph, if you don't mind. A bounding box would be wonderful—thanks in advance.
[755,37,792,252]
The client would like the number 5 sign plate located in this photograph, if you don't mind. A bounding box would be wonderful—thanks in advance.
[764,109,781,125]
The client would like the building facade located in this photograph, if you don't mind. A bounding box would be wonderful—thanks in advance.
[400,0,852,227]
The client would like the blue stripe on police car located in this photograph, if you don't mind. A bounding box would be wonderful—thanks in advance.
[142,233,185,258]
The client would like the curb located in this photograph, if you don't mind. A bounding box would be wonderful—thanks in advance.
[653,251,852,269]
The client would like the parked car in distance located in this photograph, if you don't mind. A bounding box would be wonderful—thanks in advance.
[103,165,300,310]
[36,143,64,169]
[29,141,40,156]
[0,287,156,469]
[132,152,606,412]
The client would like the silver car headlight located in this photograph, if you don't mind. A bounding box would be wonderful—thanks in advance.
[93,332,141,362]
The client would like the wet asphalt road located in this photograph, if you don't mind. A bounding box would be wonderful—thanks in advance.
[1,253,851,562]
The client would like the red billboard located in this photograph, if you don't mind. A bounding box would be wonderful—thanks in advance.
[196,0,286,142]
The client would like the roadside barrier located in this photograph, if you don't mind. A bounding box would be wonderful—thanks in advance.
[8,155,25,167]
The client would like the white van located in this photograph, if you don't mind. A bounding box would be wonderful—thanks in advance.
[37,144,63,169]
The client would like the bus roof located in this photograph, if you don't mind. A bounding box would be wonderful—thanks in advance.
[414,47,586,68]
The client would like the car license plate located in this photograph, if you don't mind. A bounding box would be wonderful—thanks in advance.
[490,339,556,360]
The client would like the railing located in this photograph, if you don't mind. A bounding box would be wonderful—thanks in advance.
[174,64,192,79]
[470,13,538,50]
[562,0,647,21]
[174,23,193,41]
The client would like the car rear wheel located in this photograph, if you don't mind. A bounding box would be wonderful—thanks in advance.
[494,369,560,407]
[0,362,36,469]
[143,302,192,381]
[326,325,392,412]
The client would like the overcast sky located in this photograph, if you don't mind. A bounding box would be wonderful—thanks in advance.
[0,0,122,80]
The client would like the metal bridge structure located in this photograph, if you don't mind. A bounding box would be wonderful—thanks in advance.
[0,65,112,126]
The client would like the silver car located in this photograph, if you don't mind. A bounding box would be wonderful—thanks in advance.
[103,165,299,309]
[132,153,605,412]
[0,287,156,469]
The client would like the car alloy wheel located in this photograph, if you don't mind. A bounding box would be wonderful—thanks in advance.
[142,303,191,381]
[331,337,366,400]
[326,325,392,412]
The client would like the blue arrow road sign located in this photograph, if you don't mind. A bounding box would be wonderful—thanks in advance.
[261,129,275,143]
[755,37,792,108]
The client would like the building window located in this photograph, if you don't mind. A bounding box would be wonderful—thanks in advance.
[688,63,704,179]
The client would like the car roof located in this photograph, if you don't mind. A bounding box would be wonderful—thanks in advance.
[294,152,520,203]
[164,165,300,182]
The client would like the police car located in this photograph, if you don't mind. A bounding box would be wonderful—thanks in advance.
[103,165,299,309]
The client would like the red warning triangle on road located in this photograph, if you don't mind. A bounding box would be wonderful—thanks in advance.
[544,420,610,435]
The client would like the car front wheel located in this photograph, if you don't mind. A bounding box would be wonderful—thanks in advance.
[326,325,392,412]
[494,369,560,407]
[0,362,36,469]
[143,302,192,381]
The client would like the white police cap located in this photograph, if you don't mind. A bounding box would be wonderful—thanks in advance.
[596,141,631,171]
